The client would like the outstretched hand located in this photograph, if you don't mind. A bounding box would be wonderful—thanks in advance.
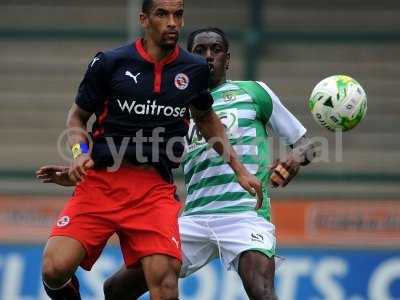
[36,165,76,186]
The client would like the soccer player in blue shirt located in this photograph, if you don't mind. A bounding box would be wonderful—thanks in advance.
[39,1,262,300]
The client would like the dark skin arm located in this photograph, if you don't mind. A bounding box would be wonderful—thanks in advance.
[190,105,263,209]
[66,104,95,183]
[37,105,94,186]
[269,135,315,188]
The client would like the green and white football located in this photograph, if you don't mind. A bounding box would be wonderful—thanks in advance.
[308,75,367,131]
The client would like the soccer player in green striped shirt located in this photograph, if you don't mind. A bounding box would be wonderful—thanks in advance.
[175,27,312,300]
[37,27,314,300]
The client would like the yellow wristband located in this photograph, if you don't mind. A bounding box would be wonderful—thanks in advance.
[72,143,89,160]
[71,144,82,160]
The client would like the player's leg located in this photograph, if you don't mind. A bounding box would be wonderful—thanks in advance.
[138,217,219,300]
[42,236,85,299]
[42,170,116,300]
[137,215,218,300]
[238,250,277,300]
[178,215,219,277]
[103,266,148,300]
[103,215,215,300]
[209,212,277,300]
[116,167,183,300]
[141,255,181,300]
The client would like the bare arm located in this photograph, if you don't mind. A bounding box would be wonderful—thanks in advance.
[270,135,316,187]
[66,104,94,182]
[190,105,263,208]
[66,103,92,146]
[291,135,316,166]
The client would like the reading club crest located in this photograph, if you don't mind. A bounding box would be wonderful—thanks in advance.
[175,73,189,90]
[57,216,70,227]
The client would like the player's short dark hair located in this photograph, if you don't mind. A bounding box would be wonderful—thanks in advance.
[142,0,154,14]
[187,27,230,53]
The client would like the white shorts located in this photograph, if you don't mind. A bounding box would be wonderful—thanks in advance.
[179,211,276,278]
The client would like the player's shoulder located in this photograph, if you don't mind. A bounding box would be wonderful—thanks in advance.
[237,80,278,97]
[254,81,279,98]
[230,80,279,106]
[232,80,267,88]
[178,48,208,67]
[100,43,134,61]
[87,44,132,65]
[87,43,134,73]
[230,80,267,92]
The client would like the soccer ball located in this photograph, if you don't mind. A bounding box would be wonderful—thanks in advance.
[308,75,367,131]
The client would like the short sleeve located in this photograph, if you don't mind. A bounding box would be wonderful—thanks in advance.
[190,90,214,111]
[257,81,307,145]
[236,81,273,124]
[75,52,108,113]
[190,64,213,111]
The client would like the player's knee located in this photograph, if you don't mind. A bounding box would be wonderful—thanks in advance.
[149,272,178,300]
[161,274,178,298]
[244,271,276,300]
[144,256,180,299]
[42,254,72,287]
[249,285,277,300]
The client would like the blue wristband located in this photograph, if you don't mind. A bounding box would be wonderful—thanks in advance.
[80,143,90,154]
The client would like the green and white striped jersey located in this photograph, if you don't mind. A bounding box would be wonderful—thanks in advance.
[182,80,276,219]
[182,80,307,219]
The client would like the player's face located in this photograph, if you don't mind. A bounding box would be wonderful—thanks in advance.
[140,0,184,50]
[191,32,230,88]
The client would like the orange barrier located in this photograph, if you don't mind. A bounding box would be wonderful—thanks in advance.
[0,196,399,247]
[273,200,400,247]
[0,196,66,243]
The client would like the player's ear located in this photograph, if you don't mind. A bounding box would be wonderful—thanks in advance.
[139,12,149,28]
[225,52,231,70]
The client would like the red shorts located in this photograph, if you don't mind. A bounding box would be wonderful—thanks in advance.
[50,166,182,270]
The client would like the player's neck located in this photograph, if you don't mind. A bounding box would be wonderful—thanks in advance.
[142,38,175,62]
[210,78,227,90]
